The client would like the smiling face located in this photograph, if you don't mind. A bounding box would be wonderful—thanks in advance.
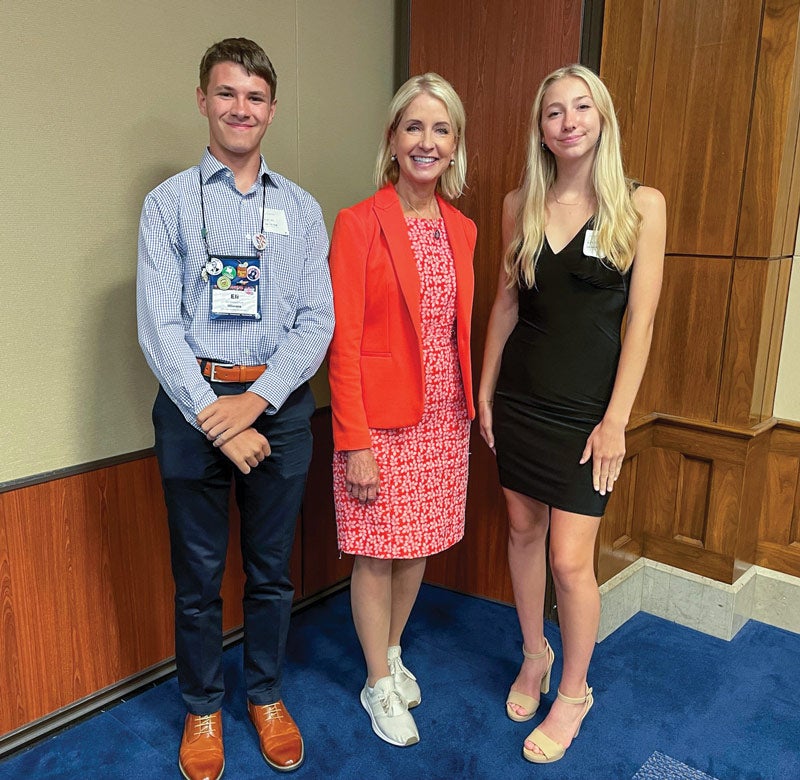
[390,92,457,195]
[196,61,276,169]
[539,75,602,162]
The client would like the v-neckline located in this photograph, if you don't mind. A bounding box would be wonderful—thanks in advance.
[544,216,593,256]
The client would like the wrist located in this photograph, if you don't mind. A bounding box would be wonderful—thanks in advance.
[602,410,629,428]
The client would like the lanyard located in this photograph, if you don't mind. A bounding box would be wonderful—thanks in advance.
[198,169,268,258]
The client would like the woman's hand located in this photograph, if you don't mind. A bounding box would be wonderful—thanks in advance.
[479,399,495,454]
[345,448,380,504]
[579,417,626,495]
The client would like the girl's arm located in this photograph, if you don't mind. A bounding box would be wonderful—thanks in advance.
[580,185,667,495]
[478,190,521,452]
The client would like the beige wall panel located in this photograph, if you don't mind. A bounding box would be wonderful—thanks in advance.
[297,0,395,406]
[0,0,394,482]
[775,257,800,420]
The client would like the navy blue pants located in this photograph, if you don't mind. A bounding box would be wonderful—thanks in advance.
[152,381,314,715]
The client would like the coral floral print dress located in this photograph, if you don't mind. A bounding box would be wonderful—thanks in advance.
[333,217,470,559]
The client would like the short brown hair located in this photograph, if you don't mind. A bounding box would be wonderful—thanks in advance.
[199,38,277,98]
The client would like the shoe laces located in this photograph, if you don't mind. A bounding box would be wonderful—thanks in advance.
[192,714,218,737]
[388,654,417,682]
[375,686,406,717]
[260,703,284,721]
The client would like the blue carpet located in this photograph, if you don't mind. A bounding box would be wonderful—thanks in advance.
[1,584,799,779]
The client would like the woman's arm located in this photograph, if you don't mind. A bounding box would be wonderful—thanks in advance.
[327,208,380,504]
[580,185,666,495]
[478,190,521,452]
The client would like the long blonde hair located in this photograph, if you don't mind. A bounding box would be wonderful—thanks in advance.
[505,64,641,288]
[374,72,467,200]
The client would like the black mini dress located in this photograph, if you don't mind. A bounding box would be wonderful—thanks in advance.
[493,217,629,517]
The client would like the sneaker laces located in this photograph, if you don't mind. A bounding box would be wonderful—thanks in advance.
[376,687,407,717]
[193,714,218,737]
[388,653,417,682]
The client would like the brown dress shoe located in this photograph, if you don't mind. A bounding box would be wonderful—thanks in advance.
[248,700,304,772]
[179,711,224,780]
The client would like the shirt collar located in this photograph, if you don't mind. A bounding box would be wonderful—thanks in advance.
[199,148,277,189]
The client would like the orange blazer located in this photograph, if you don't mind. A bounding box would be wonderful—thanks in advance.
[328,184,477,452]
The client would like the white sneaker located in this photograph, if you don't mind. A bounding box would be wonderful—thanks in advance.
[388,645,421,708]
[360,676,420,747]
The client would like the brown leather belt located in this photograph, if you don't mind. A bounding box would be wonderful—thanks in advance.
[198,359,267,383]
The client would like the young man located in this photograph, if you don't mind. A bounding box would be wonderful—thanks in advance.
[137,38,333,779]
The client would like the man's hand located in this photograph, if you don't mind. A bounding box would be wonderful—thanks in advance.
[218,428,271,474]
[197,391,269,446]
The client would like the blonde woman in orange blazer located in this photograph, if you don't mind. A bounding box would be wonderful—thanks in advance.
[328,73,476,748]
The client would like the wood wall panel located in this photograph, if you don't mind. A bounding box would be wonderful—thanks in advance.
[631,256,731,421]
[300,407,350,596]
[674,456,712,546]
[0,410,342,740]
[738,0,800,258]
[758,424,800,576]
[0,520,23,734]
[599,0,659,179]
[409,0,582,600]
[636,446,681,538]
[597,421,653,583]
[716,258,788,426]
[645,0,762,256]
[625,418,770,583]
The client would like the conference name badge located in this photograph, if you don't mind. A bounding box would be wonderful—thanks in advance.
[261,208,289,236]
[205,255,262,320]
[583,230,606,259]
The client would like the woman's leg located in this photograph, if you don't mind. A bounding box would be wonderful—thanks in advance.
[505,488,552,715]
[525,508,601,754]
[388,557,427,646]
[350,555,393,685]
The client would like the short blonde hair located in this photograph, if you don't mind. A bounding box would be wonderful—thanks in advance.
[506,64,641,287]
[374,73,467,200]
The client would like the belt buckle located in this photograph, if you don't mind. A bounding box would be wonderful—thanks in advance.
[209,361,235,382]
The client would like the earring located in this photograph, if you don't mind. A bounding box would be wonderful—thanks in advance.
[391,154,397,162]
[449,159,455,166]
[541,141,548,151]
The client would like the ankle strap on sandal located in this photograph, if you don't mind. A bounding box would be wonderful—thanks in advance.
[522,637,551,660]
[556,686,593,705]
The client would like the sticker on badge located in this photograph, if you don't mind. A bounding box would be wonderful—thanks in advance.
[246,266,261,282]
[252,233,268,251]
[261,208,290,236]
[222,265,237,280]
[217,276,231,290]
[205,257,223,276]
[583,229,606,259]
[236,262,249,278]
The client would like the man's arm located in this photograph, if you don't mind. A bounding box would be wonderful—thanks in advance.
[247,193,334,409]
[136,188,218,429]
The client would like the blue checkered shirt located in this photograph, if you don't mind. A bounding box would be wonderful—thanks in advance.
[137,149,334,429]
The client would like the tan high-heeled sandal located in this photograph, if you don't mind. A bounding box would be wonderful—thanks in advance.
[505,638,555,722]
[522,685,594,764]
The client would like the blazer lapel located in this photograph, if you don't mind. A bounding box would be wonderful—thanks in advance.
[374,185,422,340]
